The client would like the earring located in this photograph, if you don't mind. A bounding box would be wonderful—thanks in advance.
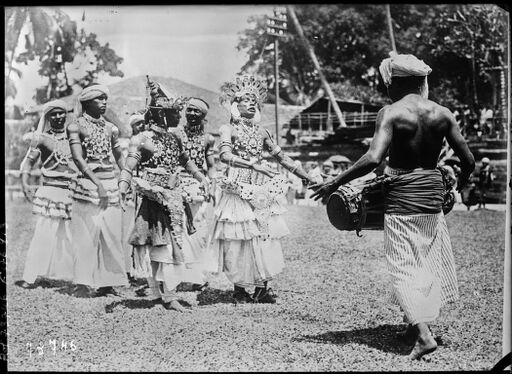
[254,109,261,122]
[230,102,241,120]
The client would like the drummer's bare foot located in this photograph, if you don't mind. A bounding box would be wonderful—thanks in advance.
[408,323,437,360]
[163,300,192,313]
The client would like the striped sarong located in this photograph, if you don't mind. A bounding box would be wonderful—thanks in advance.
[384,212,459,324]
[383,167,459,325]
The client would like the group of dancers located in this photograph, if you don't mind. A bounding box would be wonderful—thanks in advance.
[18,74,316,312]
[17,51,476,360]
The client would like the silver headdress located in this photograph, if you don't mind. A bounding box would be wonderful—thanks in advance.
[220,74,267,107]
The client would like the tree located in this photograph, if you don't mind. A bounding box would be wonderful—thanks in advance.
[236,4,507,110]
[390,4,507,109]
[237,5,394,106]
[5,7,124,104]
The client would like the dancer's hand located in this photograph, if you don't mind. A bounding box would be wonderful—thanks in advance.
[118,181,129,212]
[253,163,279,178]
[97,182,109,210]
[208,190,216,206]
[119,192,127,212]
[201,179,211,202]
[21,181,34,203]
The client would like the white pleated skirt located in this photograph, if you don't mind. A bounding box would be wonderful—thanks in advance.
[22,215,75,284]
[208,190,289,288]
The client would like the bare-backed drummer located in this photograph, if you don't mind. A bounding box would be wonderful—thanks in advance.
[311,52,475,360]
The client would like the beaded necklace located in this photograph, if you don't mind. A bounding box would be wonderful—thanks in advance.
[183,125,205,170]
[232,117,263,161]
[80,113,110,161]
[141,125,180,173]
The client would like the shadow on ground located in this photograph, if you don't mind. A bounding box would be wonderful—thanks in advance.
[295,324,416,355]
[14,278,79,296]
[105,298,161,313]
[196,287,234,306]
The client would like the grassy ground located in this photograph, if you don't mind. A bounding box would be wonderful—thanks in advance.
[6,199,506,371]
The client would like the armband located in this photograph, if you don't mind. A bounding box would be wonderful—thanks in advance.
[269,145,282,156]
[218,149,230,159]
[192,170,203,180]
[118,176,131,185]
[127,152,141,162]
[69,138,82,146]
[122,168,133,176]
[219,140,233,149]
[26,152,39,161]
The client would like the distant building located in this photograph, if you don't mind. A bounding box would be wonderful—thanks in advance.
[283,96,384,145]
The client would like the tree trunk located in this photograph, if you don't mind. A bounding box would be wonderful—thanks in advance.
[7,9,26,80]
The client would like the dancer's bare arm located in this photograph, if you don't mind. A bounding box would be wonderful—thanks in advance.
[205,134,217,203]
[20,135,42,202]
[118,134,145,210]
[262,129,313,183]
[111,124,125,171]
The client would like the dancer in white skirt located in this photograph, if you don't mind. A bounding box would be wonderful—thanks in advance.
[178,97,217,291]
[311,52,475,360]
[211,75,315,304]
[119,78,210,312]
[67,84,128,297]
[18,100,78,289]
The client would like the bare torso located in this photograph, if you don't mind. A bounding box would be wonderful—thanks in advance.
[387,94,451,170]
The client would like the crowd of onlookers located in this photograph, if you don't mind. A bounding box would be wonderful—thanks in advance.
[280,155,498,210]
[453,104,506,140]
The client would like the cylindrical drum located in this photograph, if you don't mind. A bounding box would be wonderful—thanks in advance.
[326,176,388,232]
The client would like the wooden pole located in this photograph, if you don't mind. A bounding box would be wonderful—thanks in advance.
[386,5,397,53]
[287,6,346,128]
[274,37,280,146]
[503,11,511,365]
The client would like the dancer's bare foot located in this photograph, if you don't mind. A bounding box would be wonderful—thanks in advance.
[396,324,417,346]
[94,286,120,297]
[16,280,37,289]
[408,323,437,360]
[163,300,192,313]
[73,284,92,298]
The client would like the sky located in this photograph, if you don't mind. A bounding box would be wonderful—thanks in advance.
[9,5,275,107]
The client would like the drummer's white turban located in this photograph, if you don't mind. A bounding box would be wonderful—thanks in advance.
[379,52,432,87]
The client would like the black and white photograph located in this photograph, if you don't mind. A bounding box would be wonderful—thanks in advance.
[3,4,511,371]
